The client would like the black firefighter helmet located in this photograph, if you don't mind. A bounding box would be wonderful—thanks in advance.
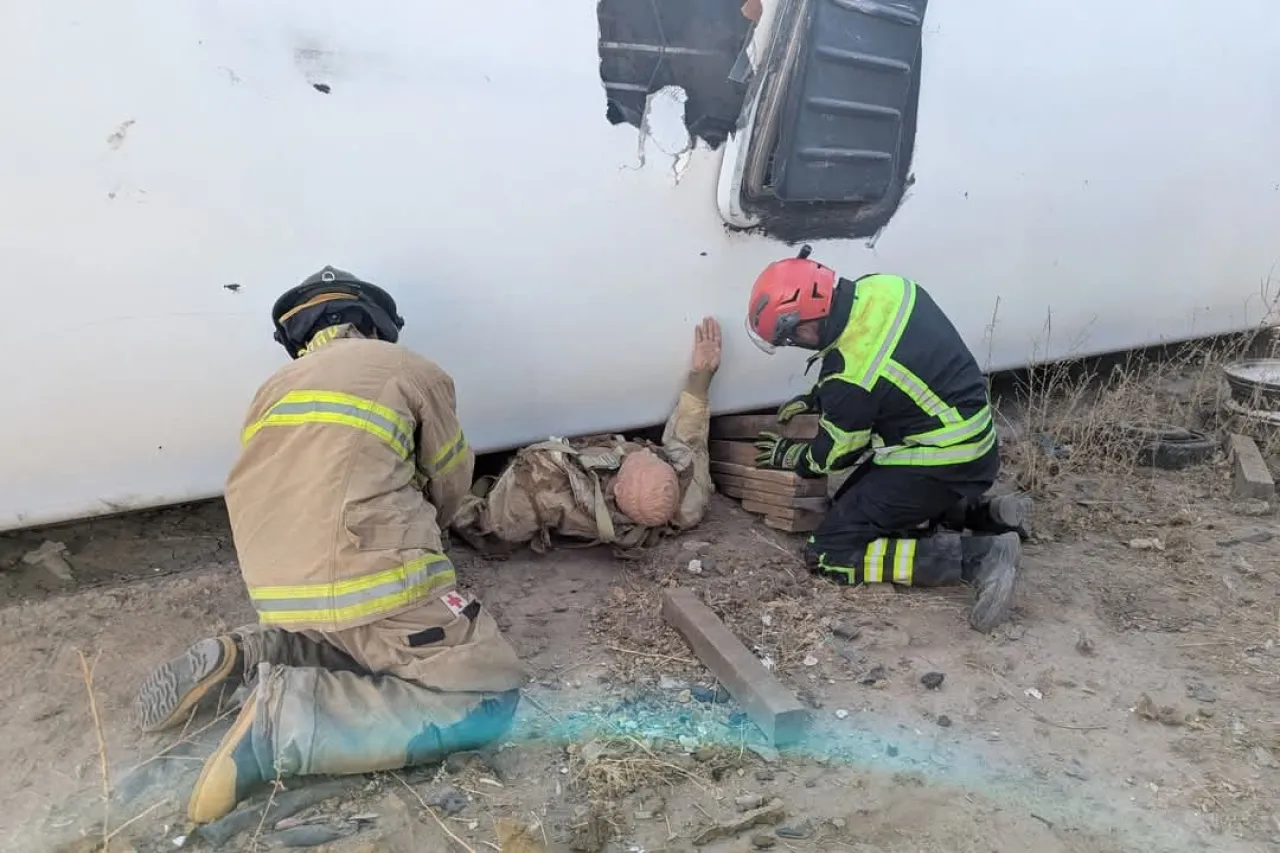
[271,265,404,359]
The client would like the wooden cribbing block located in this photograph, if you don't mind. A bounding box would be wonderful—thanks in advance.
[743,501,824,533]
[1227,433,1275,500]
[723,486,827,513]
[709,462,827,496]
[710,413,819,441]
[661,587,811,746]
[709,440,760,466]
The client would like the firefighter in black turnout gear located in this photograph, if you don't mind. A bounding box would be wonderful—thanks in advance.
[744,246,1032,632]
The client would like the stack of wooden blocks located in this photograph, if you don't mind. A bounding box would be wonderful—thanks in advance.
[708,413,828,533]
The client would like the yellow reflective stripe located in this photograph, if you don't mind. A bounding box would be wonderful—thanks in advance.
[856,279,916,387]
[242,391,415,459]
[893,538,916,584]
[881,359,960,425]
[863,538,889,583]
[821,276,916,391]
[904,405,993,448]
[424,428,469,477]
[807,419,872,474]
[249,553,455,625]
[876,427,997,467]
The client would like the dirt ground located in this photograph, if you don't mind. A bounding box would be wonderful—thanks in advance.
[2,362,1279,853]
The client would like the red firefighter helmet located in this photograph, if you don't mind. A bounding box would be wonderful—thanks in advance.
[745,245,837,354]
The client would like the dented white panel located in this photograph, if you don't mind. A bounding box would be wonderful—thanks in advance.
[1,0,1279,531]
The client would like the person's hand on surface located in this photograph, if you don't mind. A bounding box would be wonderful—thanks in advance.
[692,316,722,374]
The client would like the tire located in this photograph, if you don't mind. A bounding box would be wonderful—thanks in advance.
[1118,422,1217,470]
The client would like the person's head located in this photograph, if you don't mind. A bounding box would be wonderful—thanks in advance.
[613,448,679,527]
[272,265,405,359]
[744,244,837,353]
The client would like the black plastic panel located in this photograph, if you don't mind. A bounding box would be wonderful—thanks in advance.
[769,0,928,203]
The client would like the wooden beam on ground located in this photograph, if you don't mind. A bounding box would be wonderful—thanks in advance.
[709,461,827,495]
[710,413,820,441]
[1227,433,1275,500]
[661,587,811,746]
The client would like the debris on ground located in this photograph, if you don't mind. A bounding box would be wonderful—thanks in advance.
[692,798,786,846]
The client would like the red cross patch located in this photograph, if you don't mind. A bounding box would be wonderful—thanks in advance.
[441,591,470,616]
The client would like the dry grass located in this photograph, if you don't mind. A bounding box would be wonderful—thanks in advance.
[997,306,1280,531]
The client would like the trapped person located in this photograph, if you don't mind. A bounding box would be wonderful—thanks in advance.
[745,247,1031,632]
[133,266,525,824]
[451,317,722,554]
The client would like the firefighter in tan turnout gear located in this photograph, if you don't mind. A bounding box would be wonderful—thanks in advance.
[451,317,721,553]
[133,266,525,824]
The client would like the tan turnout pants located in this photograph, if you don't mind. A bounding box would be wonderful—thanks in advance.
[234,596,527,777]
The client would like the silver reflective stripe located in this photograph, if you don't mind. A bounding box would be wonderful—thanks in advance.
[264,400,414,458]
[875,428,997,466]
[250,558,455,614]
[881,360,960,424]
[905,406,993,448]
[427,434,469,476]
[857,279,916,387]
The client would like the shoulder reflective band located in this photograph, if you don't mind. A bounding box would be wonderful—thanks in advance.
[248,553,456,626]
[243,390,416,460]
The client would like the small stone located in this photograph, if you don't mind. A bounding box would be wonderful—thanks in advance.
[751,834,776,849]
[693,747,717,763]
[682,539,713,553]
[834,708,849,720]
[678,736,699,752]
[1230,499,1271,517]
[937,714,952,728]
[1127,537,1164,551]
[802,655,819,667]
[754,768,775,781]
[676,689,692,704]
[1187,682,1218,703]
[831,817,847,830]
[776,821,814,839]
[830,620,861,640]
[886,744,899,757]
[687,558,704,574]
[425,785,468,815]
[735,794,766,811]
[1075,633,1095,656]
[701,556,720,574]
[920,671,945,690]
[1253,746,1277,768]
[659,676,686,690]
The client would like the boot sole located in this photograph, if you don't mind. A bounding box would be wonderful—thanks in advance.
[188,692,261,824]
[135,636,238,732]
[969,535,1020,633]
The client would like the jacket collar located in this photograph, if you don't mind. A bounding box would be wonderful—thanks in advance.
[298,323,367,356]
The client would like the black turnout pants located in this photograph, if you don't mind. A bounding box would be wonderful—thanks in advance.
[803,462,997,586]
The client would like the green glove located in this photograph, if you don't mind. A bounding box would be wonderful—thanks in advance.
[776,390,817,424]
[754,430,809,470]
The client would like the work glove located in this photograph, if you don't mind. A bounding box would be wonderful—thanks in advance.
[754,430,809,471]
[776,390,818,424]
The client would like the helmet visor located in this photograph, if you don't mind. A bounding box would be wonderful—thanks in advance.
[745,315,776,355]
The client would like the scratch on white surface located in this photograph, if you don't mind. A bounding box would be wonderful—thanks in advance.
[636,85,694,184]
[106,119,135,150]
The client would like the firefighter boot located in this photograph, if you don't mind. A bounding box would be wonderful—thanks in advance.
[962,532,1021,633]
[986,492,1034,540]
[187,688,275,824]
[134,635,243,732]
